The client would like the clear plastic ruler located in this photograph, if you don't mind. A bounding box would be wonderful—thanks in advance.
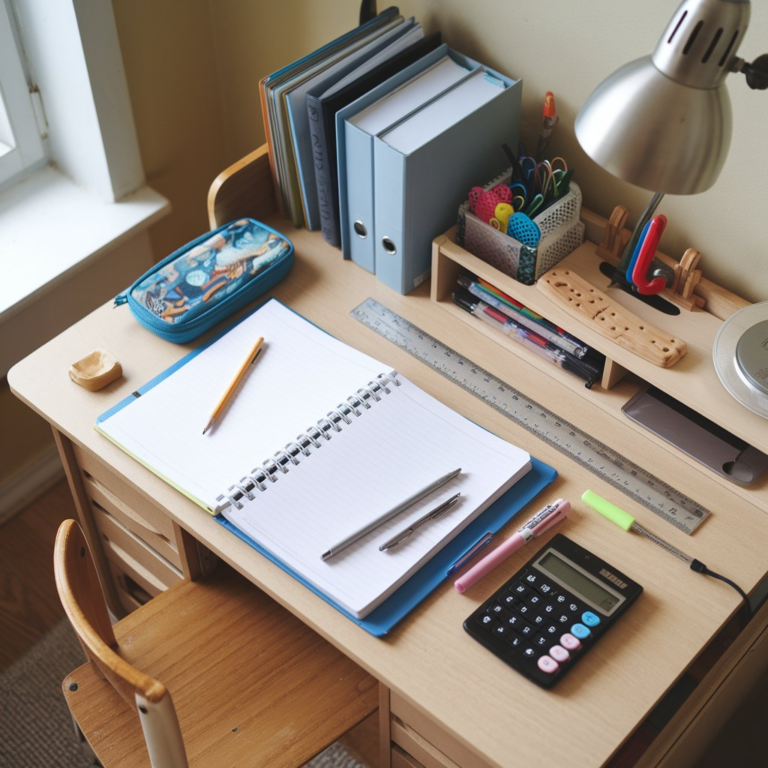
[351,297,710,534]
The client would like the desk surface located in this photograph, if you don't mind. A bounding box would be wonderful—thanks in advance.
[9,219,768,768]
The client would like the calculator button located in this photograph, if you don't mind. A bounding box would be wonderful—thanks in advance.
[560,633,582,651]
[510,583,530,597]
[506,633,526,650]
[571,623,591,640]
[522,647,536,659]
[504,613,527,630]
[555,594,567,604]
[549,645,570,663]
[544,623,560,636]
[477,613,495,628]
[514,602,533,617]
[537,655,559,674]
[582,611,601,627]
[487,602,507,616]
[556,613,570,624]
[493,623,510,639]
[500,592,517,608]
[519,623,538,638]
[528,593,542,607]
[568,602,580,614]
[531,613,546,626]
[533,635,549,648]
[541,602,556,615]
[537,581,556,596]
[524,573,539,586]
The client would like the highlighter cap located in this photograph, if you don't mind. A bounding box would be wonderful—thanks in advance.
[581,490,635,531]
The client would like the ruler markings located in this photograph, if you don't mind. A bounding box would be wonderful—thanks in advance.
[351,298,710,534]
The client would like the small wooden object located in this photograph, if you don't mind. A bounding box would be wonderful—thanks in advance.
[69,350,122,391]
[537,267,687,368]
[595,205,630,262]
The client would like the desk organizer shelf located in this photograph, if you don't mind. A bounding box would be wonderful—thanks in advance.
[457,169,585,285]
[430,217,767,459]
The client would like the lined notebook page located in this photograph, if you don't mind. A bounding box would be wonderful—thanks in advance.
[223,376,530,618]
[97,300,389,510]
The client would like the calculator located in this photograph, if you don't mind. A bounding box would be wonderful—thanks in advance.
[463,534,642,688]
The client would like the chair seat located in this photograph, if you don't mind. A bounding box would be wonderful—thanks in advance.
[63,565,378,767]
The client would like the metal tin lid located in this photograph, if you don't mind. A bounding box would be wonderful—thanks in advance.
[736,319,768,396]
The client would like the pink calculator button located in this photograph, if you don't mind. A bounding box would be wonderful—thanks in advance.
[560,633,581,651]
[537,655,559,674]
[549,645,570,663]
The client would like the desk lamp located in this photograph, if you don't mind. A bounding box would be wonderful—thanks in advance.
[575,0,768,300]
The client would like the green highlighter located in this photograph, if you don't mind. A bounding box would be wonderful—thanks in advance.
[581,491,752,624]
[581,490,694,563]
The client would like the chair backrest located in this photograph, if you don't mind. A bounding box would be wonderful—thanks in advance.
[206,144,277,229]
[54,519,188,768]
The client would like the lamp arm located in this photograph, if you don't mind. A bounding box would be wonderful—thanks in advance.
[740,54,768,90]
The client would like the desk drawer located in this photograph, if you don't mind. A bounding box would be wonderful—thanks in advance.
[72,443,176,543]
[85,476,181,568]
[390,694,490,768]
[393,745,426,768]
[99,514,183,595]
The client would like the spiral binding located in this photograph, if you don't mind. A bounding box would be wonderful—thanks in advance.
[217,372,400,510]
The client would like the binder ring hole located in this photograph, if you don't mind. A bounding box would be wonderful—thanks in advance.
[382,237,397,255]
[353,221,367,239]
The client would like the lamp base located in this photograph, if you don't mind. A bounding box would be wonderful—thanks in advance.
[598,262,680,316]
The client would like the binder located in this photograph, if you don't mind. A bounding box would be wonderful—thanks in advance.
[218,456,556,636]
[337,45,474,272]
[95,298,553,631]
[374,66,522,293]
[308,31,442,248]
[286,19,417,231]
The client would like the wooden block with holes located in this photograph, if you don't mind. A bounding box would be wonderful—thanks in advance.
[537,267,687,368]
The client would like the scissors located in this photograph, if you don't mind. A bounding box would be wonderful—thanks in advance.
[629,215,669,295]
[489,203,514,232]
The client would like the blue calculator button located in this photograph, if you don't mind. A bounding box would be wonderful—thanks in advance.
[571,623,591,640]
[581,611,601,627]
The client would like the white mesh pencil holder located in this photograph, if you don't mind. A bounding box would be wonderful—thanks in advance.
[456,169,584,285]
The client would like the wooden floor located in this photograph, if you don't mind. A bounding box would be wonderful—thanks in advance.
[2,480,764,766]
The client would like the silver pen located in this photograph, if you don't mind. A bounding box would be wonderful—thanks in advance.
[321,468,461,561]
[379,493,461,552]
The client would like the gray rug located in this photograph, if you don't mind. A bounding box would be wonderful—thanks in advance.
[0,619,365,767]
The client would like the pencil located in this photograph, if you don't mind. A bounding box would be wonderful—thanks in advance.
[203,336,264,434]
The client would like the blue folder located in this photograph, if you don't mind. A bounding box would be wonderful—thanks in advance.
[216,457,555,636]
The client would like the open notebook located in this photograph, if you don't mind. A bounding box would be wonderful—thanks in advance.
[97,299,531,618]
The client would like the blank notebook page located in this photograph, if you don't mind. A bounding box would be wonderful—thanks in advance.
[97,299,388,511]
[223,375,530,618]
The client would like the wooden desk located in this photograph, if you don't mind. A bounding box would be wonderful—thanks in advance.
[9,182,768,768]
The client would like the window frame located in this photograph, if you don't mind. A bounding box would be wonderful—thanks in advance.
[0,0,46,186]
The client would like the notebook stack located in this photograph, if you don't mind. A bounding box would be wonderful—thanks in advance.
[261,6,522,293]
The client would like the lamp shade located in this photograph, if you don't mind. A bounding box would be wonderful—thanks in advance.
[575,0,750,195]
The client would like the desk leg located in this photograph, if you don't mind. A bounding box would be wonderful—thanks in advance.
[380,683,393,768]
[52,428,123,616]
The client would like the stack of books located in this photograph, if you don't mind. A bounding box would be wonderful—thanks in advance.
[261,6,522,294]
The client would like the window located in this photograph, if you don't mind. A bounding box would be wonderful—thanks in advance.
[0,0,46,186]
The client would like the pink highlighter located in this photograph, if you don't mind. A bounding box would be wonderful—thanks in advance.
[454,499,571,593]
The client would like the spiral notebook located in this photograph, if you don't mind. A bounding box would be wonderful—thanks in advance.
[97,299,532,619]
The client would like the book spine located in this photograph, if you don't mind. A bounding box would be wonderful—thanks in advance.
[308,94,340,246]
[216,372,399,512]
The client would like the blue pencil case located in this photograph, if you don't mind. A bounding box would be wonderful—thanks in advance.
[115,219,294,343]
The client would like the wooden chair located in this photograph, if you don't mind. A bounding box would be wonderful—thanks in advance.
[55,519,378,767]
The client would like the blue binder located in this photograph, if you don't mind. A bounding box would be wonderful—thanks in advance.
[216,456,556,636]
[374,66,522,293]
[337,45,476,272]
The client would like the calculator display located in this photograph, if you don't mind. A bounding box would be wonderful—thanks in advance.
[536,551,623,615]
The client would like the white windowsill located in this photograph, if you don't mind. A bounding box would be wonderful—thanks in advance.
[0,166,170,321]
